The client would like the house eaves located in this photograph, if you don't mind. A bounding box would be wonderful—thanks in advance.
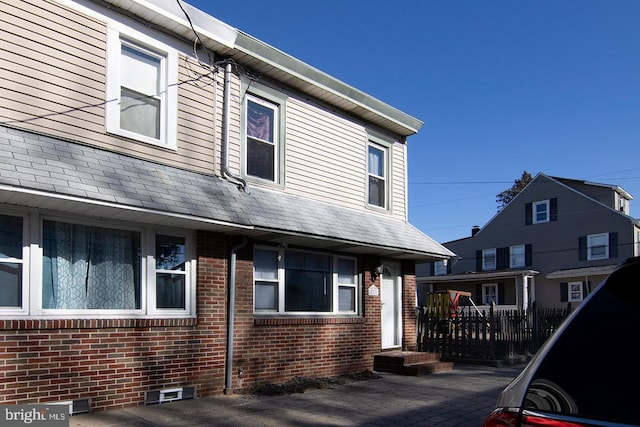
[92,0,423,137]
[545,264,617,280]
[0,126,452,262]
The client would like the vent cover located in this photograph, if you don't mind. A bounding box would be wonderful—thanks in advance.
[49,399,91,415]
[145,386,195,405]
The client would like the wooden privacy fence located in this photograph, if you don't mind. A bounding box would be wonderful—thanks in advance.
[416,303,572,363]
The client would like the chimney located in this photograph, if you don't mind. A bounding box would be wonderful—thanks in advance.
[471,225,480,237]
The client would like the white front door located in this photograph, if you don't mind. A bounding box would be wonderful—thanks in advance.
[380,262,401,349]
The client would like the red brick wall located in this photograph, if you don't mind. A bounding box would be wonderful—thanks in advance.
[228,246,383,389]
[0,231,418,411]
[0,231,229,411]
[402,260,418,351]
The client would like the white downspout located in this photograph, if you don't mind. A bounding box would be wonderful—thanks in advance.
[224,236,247,394]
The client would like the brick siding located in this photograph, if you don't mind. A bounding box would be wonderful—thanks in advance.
[0,231,417,411]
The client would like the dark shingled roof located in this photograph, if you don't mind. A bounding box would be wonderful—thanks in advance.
[0,126,453,261]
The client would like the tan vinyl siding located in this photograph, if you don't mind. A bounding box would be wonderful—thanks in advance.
[391,142,407,218]
[223,75,243,173]
[0,0,219,176]
[285,97,367,209]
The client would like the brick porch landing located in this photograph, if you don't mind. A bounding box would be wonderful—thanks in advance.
[373,351,454,376]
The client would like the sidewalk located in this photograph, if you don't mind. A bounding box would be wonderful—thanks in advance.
[69,364,524,427]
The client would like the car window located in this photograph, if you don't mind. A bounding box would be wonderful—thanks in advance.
[524,264,640,425]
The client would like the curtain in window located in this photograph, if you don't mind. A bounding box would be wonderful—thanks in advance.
[247,101,273,141]
[43,221,140,309]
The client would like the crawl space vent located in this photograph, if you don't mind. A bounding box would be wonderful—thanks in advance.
[145,386,195,405]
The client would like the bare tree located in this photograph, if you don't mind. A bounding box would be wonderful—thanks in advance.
[496,171,532,211]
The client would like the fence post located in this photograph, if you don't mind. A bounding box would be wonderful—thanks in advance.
[489,302,496,360]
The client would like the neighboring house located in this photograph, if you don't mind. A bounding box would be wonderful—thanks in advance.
[417,173,639,312]
[0,0,454,413]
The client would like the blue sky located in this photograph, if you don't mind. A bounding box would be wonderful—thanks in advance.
[187,0,640,243]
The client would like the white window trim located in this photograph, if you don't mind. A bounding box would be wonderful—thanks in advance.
[106,23,178,149]
[0,211,195,319]
[244,94,280,183]
[533,200,549,224]
[587,232,609,260]
[366,140,389,210]
[482,283,498,305]
[482,248,496,271]
[568,281,584,302]
[240,80,286,186]
[510,244,525,268]
[253,246,359,315]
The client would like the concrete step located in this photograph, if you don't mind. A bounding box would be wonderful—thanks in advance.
[373,351,454,376]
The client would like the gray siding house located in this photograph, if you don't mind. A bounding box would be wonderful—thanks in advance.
[417,173,639,311]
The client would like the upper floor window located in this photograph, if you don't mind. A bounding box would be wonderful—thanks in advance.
[533,200,549,223]
[482,248,496,271]
[482,283,498,305]
[587,233,609,260]
[526,198,557,225]
[0,211,194,317]
[367,142,387,208]
[433,260,447,275]
[246,94,279,181]
[241,79,287,185]
[579,232,618,261]
[254,247,358,314]
[510,244,525,268]
[106,25,177,148]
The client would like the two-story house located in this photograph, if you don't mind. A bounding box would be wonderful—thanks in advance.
[417,173,639,312]
[0,0,454,413]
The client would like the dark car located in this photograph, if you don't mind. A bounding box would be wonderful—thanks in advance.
[483,256,640,427]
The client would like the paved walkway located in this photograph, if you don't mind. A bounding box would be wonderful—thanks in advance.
[69,364,524,427]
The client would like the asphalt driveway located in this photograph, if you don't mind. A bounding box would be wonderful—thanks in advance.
[70,364,524,427]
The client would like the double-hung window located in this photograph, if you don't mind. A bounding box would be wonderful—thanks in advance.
[568,281,584,302]
[106,24,177,148]
[510,244,525,268]
[482,248,497,271]
[367,142,387,208]
[533,200,549,223]
[587,233,609,260]
[242,80,286,185]
[246,94,279,181]
[0,212,194,317]
[254,247,358,314]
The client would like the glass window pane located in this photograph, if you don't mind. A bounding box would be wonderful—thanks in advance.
[156,235,186,271]
[255,281,277,310]
[0,214,22,259]
[247,138,274,180]
[368,176,385,207]
[254,249,278,280]
[247,100,274,142]
[120,87,160,139]
[338,286,355,311]
[156,273,185,308]
[285,251,331,312]
[337,258,355,284]
[368,145,384,176]
[121,44,159,96]
[0,262,21,307]
[42,220,141,310]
